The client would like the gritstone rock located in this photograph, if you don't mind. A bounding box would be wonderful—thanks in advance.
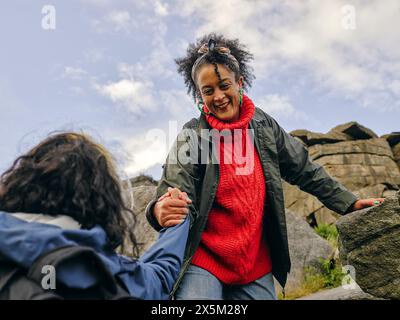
[336,192,400,300]
[284,138,400,225]
[275,210,335,295]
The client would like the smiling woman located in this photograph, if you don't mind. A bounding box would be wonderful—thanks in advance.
[145,33,385,301]
[196,63,242,122]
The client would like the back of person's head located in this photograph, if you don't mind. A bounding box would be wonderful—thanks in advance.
[0,132,138,255]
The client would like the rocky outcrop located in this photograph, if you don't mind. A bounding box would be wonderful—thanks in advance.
[285,123,400,226]
[129,174,158,188]
[329,122,378,140]
[381,132,400,147]
[290,129,351,146]
[122,182,158,257]
[290,121,378,147]
[394,143,400,169]
[276,210,335,295]
[336,191,400,300]
[381,132,400,172]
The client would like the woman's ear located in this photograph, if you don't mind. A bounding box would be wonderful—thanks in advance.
[237,76,244,89]
[196,90,203,102]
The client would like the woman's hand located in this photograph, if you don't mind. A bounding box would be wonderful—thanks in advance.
[349,198,385,212]
[153,187,192,228]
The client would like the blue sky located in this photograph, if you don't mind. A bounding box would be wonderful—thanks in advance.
[1,0,399,180]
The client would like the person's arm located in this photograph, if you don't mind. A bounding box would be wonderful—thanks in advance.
[266,115,359,214]
[122,218,190,300]
[146,125,202,229]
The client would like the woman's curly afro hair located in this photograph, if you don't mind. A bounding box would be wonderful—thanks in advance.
[175,33,255,102]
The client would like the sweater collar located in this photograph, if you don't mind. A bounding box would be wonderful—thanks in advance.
[204,94,255,131]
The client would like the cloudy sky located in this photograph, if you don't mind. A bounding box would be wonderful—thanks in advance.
[1,0,399,179]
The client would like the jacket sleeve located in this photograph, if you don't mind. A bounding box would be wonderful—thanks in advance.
[146,123,203,230]
[121,218,190,300]
[266,115,359,214]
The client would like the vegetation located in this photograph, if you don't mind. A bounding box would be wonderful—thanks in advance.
[278,258,346,300]
[314,223,339,247]
[278,224,345,300]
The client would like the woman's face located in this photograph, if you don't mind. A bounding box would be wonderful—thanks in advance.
[196,63,243,122]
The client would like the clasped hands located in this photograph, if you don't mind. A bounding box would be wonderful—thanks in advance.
[154,187,192,227]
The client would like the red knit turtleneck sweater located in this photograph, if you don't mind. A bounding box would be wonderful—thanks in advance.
[191,94,273,285]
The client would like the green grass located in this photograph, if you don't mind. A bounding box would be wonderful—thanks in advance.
[278,224,345,299]
[314,223,339,248]
[278,258,346,300]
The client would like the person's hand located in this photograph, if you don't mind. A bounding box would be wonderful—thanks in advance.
[153,187,192,227]
[349,198,385,212]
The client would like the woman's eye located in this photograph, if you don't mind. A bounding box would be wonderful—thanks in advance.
[220,83,229,89]
[203,90,212,95]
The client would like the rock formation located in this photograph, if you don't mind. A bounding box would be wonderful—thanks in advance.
[336,191,400,300]
[276,210,335,296]
[121,175,158,257]
[285,123,400,226]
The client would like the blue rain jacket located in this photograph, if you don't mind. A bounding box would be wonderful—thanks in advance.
[0,211,189,300]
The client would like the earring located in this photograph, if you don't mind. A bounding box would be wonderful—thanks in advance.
[239,88,243,107]
[197,101,211,115]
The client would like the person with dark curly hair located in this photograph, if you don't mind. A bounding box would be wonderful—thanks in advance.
[0,132,189,299]
[146,33,384,300]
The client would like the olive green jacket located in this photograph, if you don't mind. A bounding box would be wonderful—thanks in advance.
[146,107,358,297]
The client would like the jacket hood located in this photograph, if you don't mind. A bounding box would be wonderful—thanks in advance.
[10,212,81,230]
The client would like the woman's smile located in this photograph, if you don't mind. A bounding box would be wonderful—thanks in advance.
[214,101,230,111]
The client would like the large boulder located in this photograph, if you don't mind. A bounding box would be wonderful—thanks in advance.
[336,192,400,300]
[381,132,400,147]
[276,210,335,295]
[122,182,158,257]
[290,129,351,146]
[329,122,378,140]
[129,174,158,188]
[290,122,378,147]
[393,143,400,170]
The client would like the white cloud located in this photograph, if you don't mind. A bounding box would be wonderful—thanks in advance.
[256,94,308,121]
[94,78,157,114]
[173,0,400,110]
[69,86,85,95]
[160,89,196,123]
[80,0,111,6]
[154,1,169,16]
[119,131,168,176]
[83,49,105,63]
[62,67,88,80]
[107,10,132,32]
[389,80,400,96]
